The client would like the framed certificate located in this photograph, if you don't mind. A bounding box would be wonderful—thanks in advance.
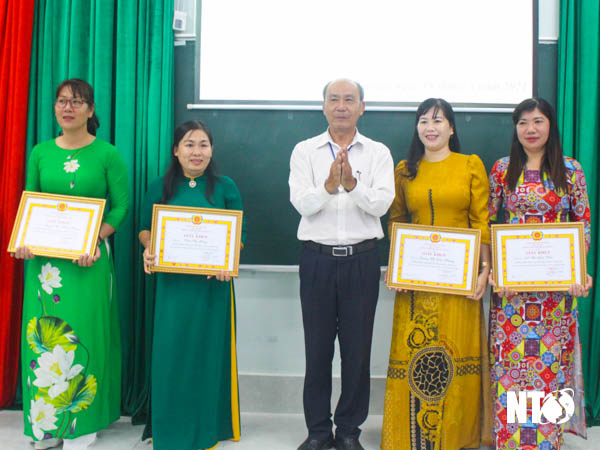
[387,223,481,295]
[491,222,586,292]
[7,191,105,259]
[149,204,243,276]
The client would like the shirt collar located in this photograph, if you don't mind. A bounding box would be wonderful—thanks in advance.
[317,128,364,149]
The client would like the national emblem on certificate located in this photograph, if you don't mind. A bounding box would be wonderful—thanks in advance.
[7,191,105,259]
[386,223,481,295]
[491,222,586,291]
[149,204,243,276]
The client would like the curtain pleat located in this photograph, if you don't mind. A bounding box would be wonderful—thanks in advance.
[113,0,174,421]
[0,0,36,408]
[557,0,600,425]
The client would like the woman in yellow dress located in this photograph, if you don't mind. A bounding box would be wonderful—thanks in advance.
[381,98,492,450]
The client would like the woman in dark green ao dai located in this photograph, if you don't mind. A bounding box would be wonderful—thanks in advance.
[139,120,246,450]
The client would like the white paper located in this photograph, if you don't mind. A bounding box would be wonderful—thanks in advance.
[160,219,228,267]
[399,238,468,286]
[23,207,92,252]
[503,237,572,282]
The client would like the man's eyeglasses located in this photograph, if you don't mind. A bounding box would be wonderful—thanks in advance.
[55,98,87,109]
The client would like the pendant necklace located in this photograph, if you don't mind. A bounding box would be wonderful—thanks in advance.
[184,172,200,188]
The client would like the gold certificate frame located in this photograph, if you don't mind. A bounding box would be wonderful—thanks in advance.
[387,223,481,295]
[149,204,243,276]
[491,222,586,292]
[7,191,105,259]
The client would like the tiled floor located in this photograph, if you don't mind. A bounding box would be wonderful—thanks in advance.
[0,411,597,450]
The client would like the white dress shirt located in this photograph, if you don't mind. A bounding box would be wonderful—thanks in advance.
[289,129,395,245]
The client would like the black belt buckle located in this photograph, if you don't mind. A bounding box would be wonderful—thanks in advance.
[332,246,352,257]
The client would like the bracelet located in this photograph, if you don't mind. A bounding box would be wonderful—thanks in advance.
[479,261,490,273]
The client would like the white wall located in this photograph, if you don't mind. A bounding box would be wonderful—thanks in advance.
[235,268,490,380]
[235,270,395,377]
[177,0,559,43]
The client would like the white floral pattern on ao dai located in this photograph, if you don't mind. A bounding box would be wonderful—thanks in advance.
[38,262,62,294]
[33,345,84,398]
[63,159,80,173]
[29,398,58,440]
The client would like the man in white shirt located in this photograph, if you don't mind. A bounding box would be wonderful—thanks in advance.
[289,79,395,450]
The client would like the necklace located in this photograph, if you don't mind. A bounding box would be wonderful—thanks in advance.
[185,175,198,188]
[184,172,201,188]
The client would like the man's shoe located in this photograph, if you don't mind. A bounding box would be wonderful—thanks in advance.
[298,434,335,450]
[333,435,365,450]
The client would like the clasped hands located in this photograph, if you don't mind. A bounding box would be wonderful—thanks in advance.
[11,245,100,267]
[325,147,356,194]
[142,247,232,281]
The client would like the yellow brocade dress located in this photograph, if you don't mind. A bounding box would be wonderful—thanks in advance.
[381,153,492,450]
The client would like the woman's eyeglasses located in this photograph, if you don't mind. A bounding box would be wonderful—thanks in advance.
[55,98,86,109]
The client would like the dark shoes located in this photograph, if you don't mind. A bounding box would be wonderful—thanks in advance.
[333,435,365,450]
[298,435,334,450]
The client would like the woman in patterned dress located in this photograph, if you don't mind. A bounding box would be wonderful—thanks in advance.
[381,98,492,450]
[13,79,129,450]
[488,97,592,450]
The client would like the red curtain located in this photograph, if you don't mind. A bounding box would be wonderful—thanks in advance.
[0,0,35,407]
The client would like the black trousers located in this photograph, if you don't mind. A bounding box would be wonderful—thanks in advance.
[299,244,380,439]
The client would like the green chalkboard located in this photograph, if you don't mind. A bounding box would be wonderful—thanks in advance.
[173,42,557,265]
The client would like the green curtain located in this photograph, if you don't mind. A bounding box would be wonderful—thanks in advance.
[557,0,600,425]
[25,0,174,420]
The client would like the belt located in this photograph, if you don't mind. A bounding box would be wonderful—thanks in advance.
[304,239,377,257]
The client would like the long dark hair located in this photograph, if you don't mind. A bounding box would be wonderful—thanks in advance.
[55,79,100,135]
[161,120,219,204]
[403,98,460,179]
[505,98,567,193]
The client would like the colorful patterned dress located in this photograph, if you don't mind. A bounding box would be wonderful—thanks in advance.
[20,138,129,442]
[381,153,492,450]
[488,156,590,450]
[141,174,245,450]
